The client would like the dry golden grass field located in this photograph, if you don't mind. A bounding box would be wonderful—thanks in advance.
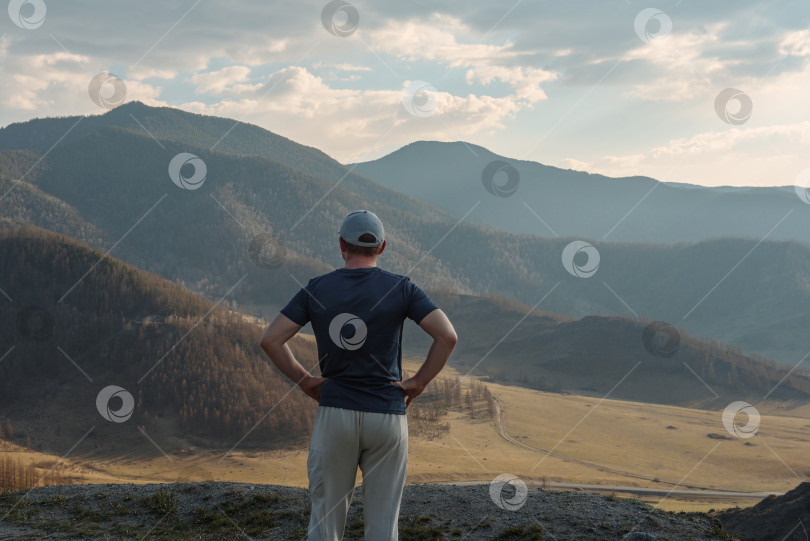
[2,353,808,513]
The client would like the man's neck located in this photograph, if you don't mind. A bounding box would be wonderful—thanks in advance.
[343,257,378,269]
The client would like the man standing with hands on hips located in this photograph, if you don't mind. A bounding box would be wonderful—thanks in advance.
[260,210,458,541]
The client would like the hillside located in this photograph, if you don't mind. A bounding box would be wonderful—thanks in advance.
[3,218,807,437]
[0,123,465,301]
[351,140,810,245]
[400,222,810,366]
[0,224,489,460]
[0,225,319,456]
[4,104,810,366]
[717,482,810,540]
[404,292,810,407]
[0,177,108,250]
[0,482,737,540]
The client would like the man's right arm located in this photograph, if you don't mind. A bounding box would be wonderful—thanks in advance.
[395,309,457,407]
[260,313,326,402]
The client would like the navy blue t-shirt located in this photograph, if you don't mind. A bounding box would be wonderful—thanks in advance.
[280,267,439,415]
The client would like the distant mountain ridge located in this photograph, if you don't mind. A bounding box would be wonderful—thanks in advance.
[406,291,810,407]
[0,102,454,221]
[351,140,810,245]
[3,103,810,367]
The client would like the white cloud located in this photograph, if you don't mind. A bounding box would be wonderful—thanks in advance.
[557,157,591,171]
[313,62,373,72]
[366,14,556,103]
[180,65,531,162]
[1,0,810,187]
[222,38,290,67]
[0,39,166,119]
[651,122,810,157]
[465,65,557,103]
[128,67,178,81]
[779,30,810,57]
[191,65,258,96]
[624,24,730,101]
[366,15,515,66]
[564,121,810,186]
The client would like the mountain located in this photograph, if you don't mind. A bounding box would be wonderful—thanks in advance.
[0,225,473,457]
[0,102,455,222]
[0,105,465,305]
[404,291,810,407]
[2,221,805,463]
[717,481,810,540]
[0,219,804,512]
[4,104,810,367]
[0,225,318,456]
[351,141,810,245]
[0,177,107,250]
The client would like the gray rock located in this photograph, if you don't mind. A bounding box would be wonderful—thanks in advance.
[624,533,657,540]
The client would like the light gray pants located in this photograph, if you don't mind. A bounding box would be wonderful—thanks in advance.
[306,406,408,541]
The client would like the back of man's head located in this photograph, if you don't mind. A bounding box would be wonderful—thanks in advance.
[339,210,385,256]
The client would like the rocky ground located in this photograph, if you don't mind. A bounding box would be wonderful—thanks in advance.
[716,481,809,541]
[0,482,739,540]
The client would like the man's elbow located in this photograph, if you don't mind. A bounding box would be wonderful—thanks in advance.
[260,335,281,352]
[443,330,458,350]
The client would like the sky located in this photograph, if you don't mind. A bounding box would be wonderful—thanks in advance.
[1,0,809,187]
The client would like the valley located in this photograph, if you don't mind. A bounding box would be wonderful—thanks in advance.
[2,354,806,514]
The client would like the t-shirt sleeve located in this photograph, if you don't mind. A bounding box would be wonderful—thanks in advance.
[280,287,311,326]
[405,281,439,324]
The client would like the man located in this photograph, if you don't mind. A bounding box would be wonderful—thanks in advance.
[259,210,457,541]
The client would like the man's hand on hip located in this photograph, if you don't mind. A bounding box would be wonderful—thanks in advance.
[391,377,426,408]
[299,376,327,402]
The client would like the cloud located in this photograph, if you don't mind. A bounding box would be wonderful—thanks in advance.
[623,25,729,101]
[191,65,258,96]
[170,12,560,161]
[0,42,165,118]
[365,14,557,101]
[312,62,373,72]
[180,65,530,162]
[562,120,810,187]
[1,0,810,186]
[466,65,557,103]
[779,30,810,57]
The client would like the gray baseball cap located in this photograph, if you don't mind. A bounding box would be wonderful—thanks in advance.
[339,210,385,247]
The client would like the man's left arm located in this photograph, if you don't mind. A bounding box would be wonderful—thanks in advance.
[259,313,326,402]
